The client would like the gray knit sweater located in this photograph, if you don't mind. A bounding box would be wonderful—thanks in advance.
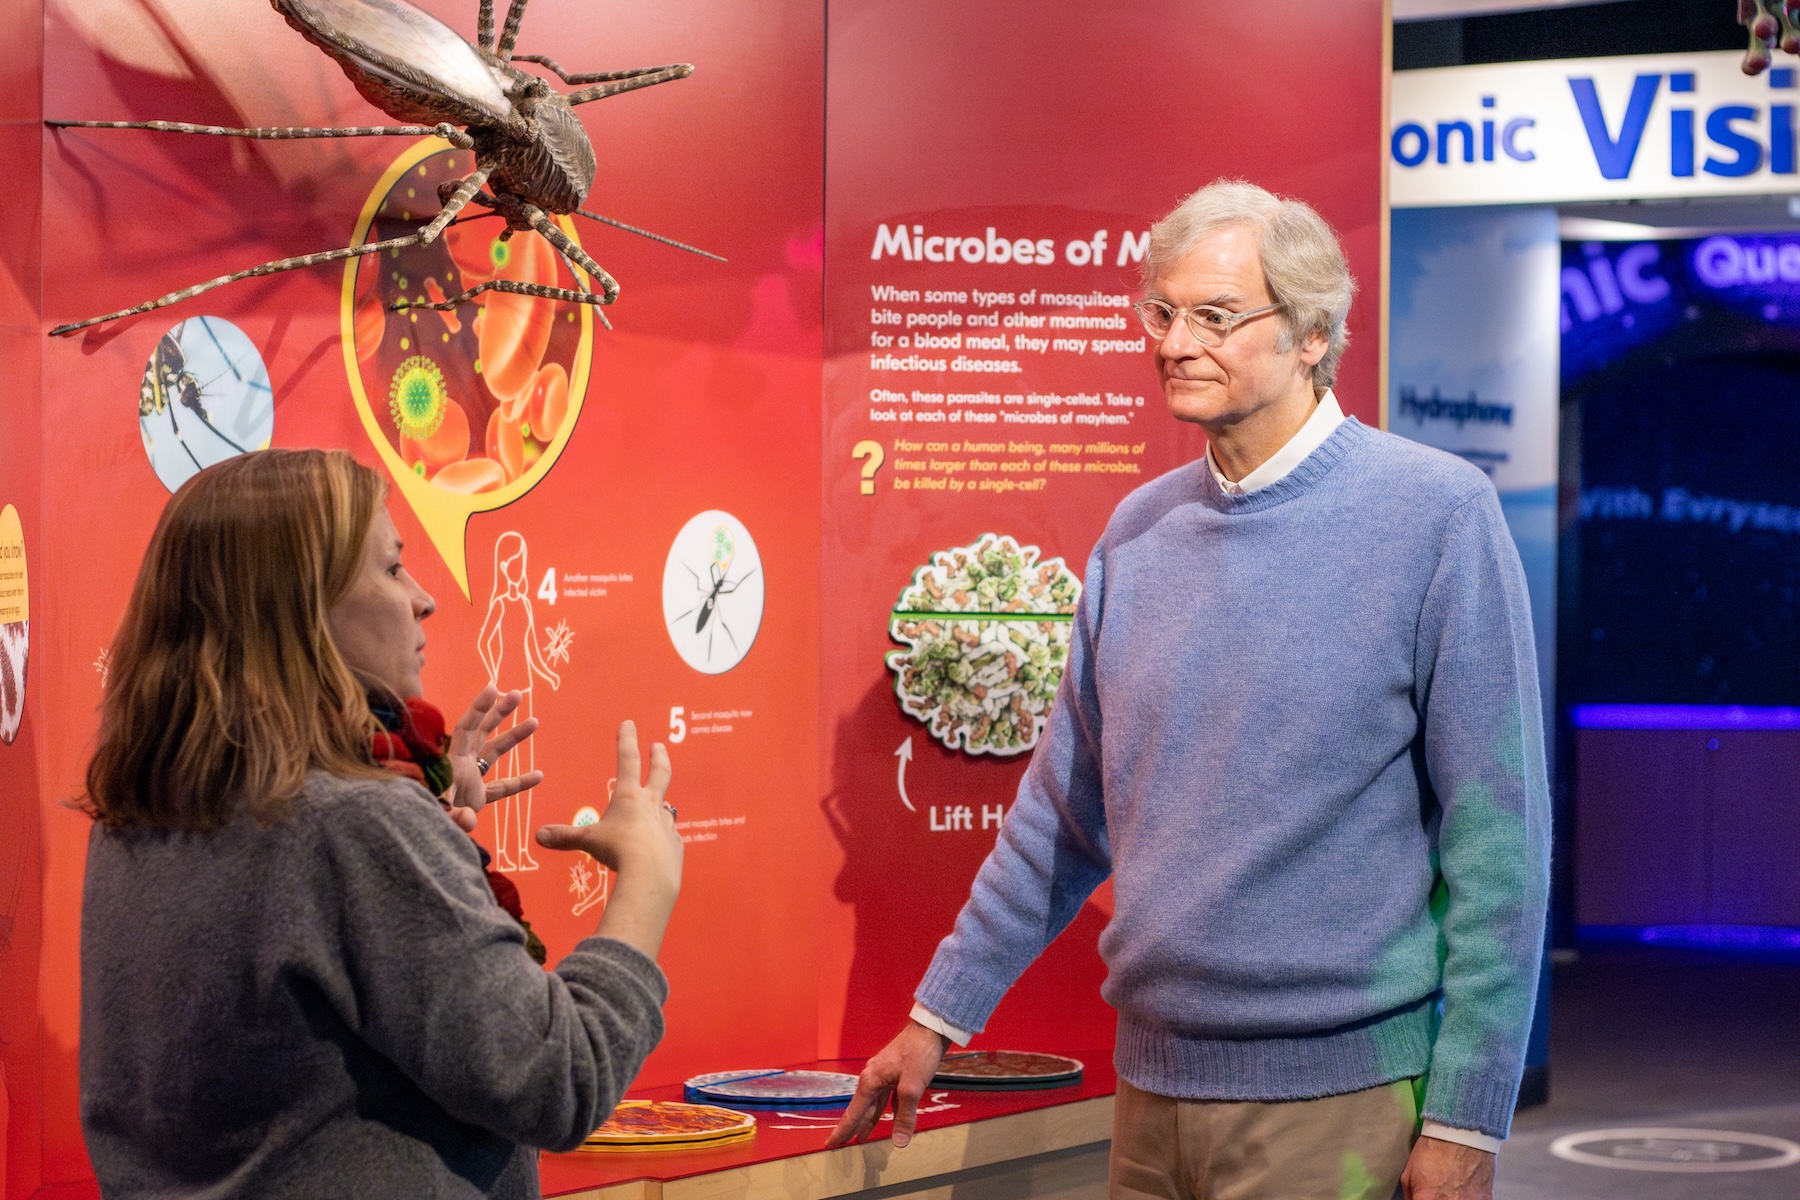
[80,771,668,1198]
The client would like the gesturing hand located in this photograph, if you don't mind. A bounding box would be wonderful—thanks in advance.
[443,686,542,830]
[1402,1136,1495,1200]
[825,1020,949,1150]
[536,721,682,959]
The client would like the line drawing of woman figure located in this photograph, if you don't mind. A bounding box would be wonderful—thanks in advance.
[478,532,560,871]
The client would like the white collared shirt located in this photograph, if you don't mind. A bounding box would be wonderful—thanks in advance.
[912,387,1504,1155]
[1205,389,1345,494]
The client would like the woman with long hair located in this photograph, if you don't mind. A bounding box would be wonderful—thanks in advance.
[79,448,681,1198]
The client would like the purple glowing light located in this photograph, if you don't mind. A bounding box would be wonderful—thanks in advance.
[1569,705,1800,731]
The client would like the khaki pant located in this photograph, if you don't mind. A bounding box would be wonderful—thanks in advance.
[1109,1078,1420,1200]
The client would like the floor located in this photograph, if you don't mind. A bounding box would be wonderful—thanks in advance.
[1497,946,1800,1198]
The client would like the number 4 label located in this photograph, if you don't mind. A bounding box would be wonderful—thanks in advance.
[538,567,557,605]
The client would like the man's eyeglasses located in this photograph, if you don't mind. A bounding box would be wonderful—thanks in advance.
[1133,299,1281,346]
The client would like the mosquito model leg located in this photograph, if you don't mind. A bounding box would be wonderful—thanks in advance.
[535,246,615,330]
[511,56,693,86]
[541,244,616,331]
[525,208,622,302]
[47,119,474,147]
[50,233,415,336]
[495,0,532,59]
[478,0,496,50]
[566,65,695,106]
[420,167,491,244]
[574,209,725,260]
[393,279,614,310]
[49,169,489,336]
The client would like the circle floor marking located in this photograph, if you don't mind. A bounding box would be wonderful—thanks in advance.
[1549,1128,1800,1173]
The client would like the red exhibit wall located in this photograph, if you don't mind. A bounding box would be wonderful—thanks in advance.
[816,1,1388,1061]
[1,0,1383,1193]
[0,2,45,1195]
[14,1,825,1192]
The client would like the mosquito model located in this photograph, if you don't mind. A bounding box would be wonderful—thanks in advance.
[47,0,720,337]
[140,318,259,475]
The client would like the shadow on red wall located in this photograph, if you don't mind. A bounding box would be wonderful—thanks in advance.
[824,678,1117,1060]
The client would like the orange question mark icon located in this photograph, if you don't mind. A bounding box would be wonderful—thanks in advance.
[852,440,885,495]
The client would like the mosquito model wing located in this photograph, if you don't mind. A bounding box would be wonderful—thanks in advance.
[272,0,513,128]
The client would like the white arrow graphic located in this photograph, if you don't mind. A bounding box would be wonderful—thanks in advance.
[895,736,916,812]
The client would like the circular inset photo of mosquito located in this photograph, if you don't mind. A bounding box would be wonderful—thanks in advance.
[662,511,765,675]
[137,316,274,493]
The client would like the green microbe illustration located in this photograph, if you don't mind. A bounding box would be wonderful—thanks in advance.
[389,355,450,440]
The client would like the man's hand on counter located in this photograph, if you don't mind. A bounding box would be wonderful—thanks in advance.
[825,1020,950,1149]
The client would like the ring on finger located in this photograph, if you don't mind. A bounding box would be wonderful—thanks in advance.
[662,802,678,820]
[476,757,491,777]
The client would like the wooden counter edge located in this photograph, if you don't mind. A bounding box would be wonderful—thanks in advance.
[553,1093,1114,1200]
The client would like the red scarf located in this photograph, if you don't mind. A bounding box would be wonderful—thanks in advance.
[371,697,546,963]
[370,697,454,796]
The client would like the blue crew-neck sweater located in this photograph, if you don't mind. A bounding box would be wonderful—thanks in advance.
[914,418,1551,1139]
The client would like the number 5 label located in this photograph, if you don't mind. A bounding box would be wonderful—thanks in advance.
[669,705,687,743]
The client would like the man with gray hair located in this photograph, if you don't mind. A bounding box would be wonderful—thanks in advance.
[829,180,1549,1200]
